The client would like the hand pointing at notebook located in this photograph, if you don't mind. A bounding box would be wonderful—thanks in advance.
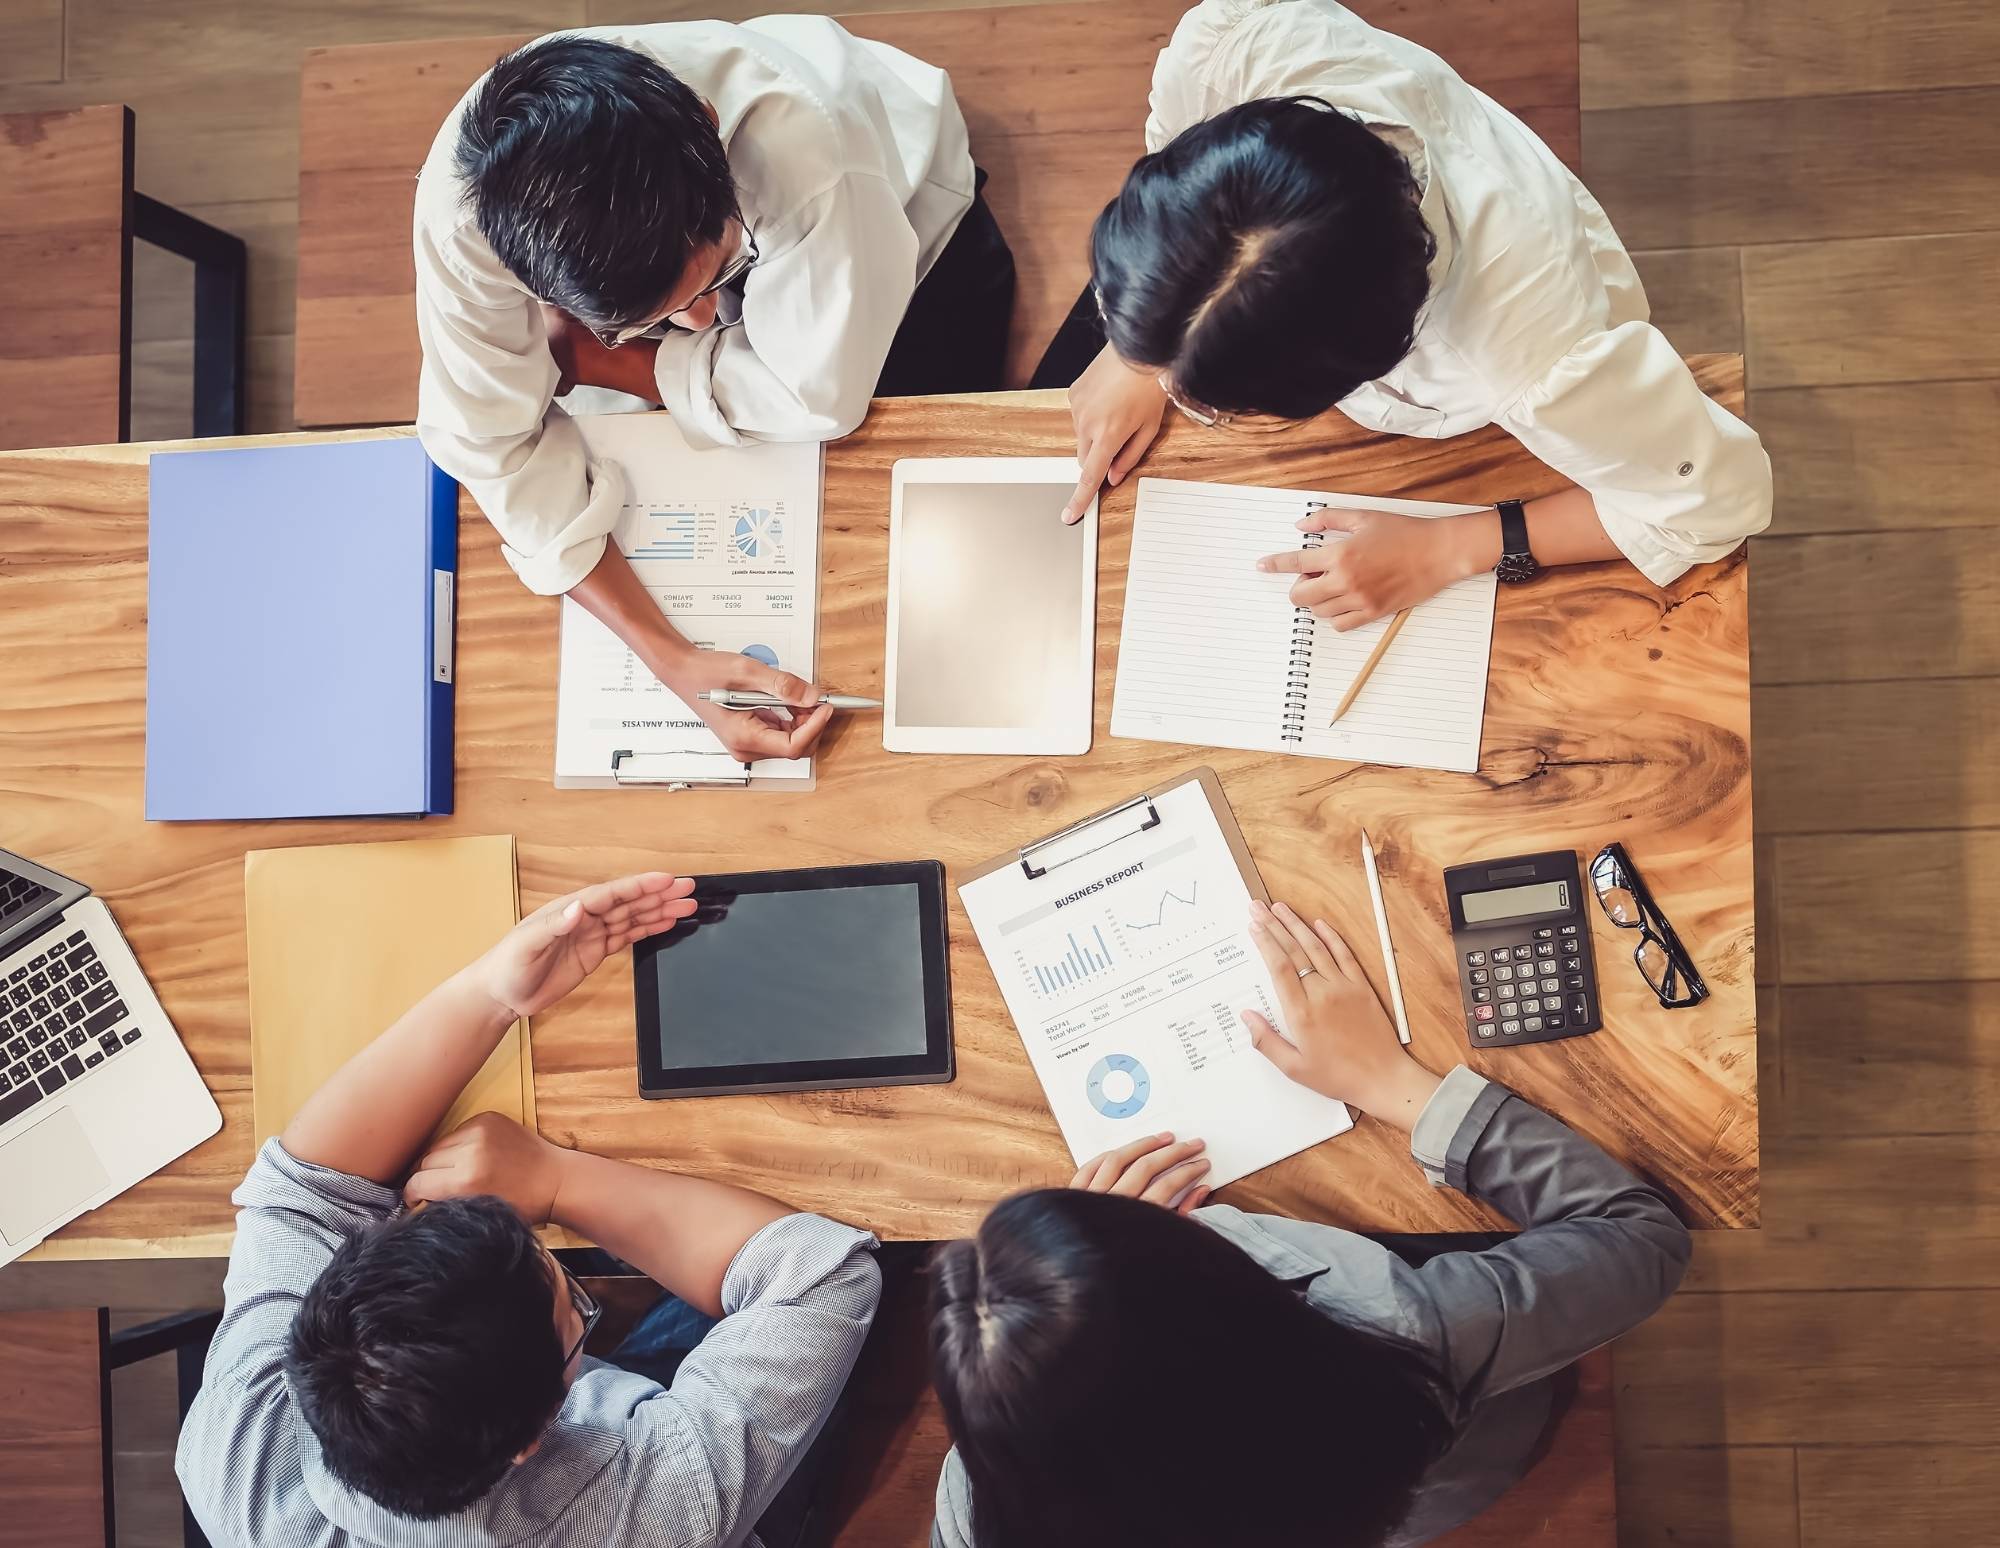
[1257,507,1498,630]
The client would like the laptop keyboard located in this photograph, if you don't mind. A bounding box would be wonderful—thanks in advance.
[0,930,145,1129]
[0,870,58,932]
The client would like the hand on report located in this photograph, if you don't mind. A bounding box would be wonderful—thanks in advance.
[673,649,835,762]
[1241,900,1443,1132]
[475,871,698,1020]
[1257,506,1500,630]
[1069,1132,1214,1215]
[1061,343,1170,524]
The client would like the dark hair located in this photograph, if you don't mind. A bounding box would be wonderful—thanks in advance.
[283,1195,566,1520]
[454,35,739,329]
[1091,96,1436,420]
[929,1189,1452,1548]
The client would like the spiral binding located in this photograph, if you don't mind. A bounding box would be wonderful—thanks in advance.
[1280,529,1325,744]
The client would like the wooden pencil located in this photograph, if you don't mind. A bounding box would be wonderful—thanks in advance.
[1329,607,1411,723]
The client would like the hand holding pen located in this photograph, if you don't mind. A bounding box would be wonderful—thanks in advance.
[696,690,883,712]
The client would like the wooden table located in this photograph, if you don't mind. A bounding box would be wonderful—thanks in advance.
[294,0,1579,426]
[0,366,1755,1258]
[0,1309,110,1547]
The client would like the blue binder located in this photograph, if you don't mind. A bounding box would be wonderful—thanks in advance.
[145,438,458,820]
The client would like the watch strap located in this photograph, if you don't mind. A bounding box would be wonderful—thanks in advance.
[1495,498,1537,582]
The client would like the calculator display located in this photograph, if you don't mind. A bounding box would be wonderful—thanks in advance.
[1461,879,1570,925]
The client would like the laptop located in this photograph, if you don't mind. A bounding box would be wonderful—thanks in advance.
[0,848,221,1265]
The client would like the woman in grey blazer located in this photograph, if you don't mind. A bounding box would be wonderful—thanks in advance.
[928,898,1691,1548]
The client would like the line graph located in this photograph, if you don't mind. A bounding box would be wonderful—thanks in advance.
[1121,881,1200,931]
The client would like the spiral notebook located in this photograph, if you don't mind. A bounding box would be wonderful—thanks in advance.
[1111,479,1497,773]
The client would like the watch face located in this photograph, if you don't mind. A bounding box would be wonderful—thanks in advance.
[1497,552,1539,583]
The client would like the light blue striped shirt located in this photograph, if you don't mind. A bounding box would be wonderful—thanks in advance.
[176,1140,879,1548]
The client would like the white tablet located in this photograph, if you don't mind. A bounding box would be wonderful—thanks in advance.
[885,458,1097,756]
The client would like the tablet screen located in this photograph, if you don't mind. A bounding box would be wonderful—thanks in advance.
[893,479,1085,730]
[647,882,930,1069]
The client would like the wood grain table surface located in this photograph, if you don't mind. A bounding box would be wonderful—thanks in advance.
[0,365,1754,1257]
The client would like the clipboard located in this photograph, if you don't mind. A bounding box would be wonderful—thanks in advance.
[963,766,1269,899]
[957,764,1351,1188]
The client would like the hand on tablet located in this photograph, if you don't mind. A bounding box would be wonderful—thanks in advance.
[476,872,698,1020]
[671,648,833,762]
[1061,343,1169,524]
[1070,1132,1213,1214]
[1240,900,1442,1131]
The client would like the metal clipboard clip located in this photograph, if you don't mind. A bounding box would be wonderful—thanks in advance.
[610,749,753,791]
[1019,794,1162,881]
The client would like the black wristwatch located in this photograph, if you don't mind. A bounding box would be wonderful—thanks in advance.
[1494,498,1538,583]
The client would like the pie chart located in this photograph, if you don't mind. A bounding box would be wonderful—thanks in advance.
[732,507,782,560]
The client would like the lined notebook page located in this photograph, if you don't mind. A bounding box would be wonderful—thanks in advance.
[1112,480,1306,750]
[1112,478,1497,772]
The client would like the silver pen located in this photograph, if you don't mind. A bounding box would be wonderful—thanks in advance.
[696,690,884,711]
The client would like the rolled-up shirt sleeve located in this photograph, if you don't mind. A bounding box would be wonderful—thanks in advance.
[1406,1067,1692,1403]
[414,216,625,596]
[655,175,918,450]
[1497,320,1773,587]
[624,1212,881,1545]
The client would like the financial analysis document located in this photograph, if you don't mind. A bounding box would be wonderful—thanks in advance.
[960,778,1352,1188]
[554,415,821,786]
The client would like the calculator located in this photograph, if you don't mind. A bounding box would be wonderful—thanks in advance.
[1443,850,1602,1048]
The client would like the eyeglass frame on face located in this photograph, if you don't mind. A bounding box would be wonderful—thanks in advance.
[591,224,759,349]
[554,1257,603,1371]
[1588,841,1709,1009]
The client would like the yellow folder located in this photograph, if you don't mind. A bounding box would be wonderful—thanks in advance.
[245,833,537,1148]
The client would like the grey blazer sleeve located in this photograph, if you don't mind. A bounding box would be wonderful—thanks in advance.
[1407,1067,1692,1403]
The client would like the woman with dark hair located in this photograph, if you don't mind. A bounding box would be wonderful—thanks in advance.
[1044,0,1770,634]
[928,899,1691,1547]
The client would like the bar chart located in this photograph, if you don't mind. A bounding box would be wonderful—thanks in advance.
[1025,925,1117,995]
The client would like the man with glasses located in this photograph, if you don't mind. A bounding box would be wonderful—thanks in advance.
[414,24,1014,762]
[1037,0,1770,630]
[176,872,881,1548]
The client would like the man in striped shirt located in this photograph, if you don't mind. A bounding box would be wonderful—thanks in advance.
[175,872,880,1548]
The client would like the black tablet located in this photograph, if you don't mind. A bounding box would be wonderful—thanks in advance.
[633,860,954,1098]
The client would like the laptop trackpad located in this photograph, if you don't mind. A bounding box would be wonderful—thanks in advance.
[0,1108,112,1245]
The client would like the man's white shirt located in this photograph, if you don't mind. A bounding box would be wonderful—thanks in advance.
[414,18,972,595]
[1147,0,1772,584]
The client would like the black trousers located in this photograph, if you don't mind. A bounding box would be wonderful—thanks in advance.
[1026,279,1109,391]
[874,169,1018,396]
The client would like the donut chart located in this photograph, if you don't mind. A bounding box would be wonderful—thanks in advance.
[1085,1053,1151,1119]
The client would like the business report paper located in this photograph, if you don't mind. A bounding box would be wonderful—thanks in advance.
[960,778,1352,1188]
[554,415,821,787]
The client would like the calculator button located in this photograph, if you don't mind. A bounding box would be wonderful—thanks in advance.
[1476,1023,1496,1039]
[1536,941,1555,958]
[1524,1016,1544,1033]
[1496,983,1516,1001]
[1514,946,1536,961]
[1493,965,1514,981]
[1561,923,1578,935]
[1534,928,1554,940]
[1545,1013,1565,1030]
[1541,977,1560,995]
[1472,987,1491,1004]
[1465,951,1485,967]
[1474,1004,1495,1022]
[1565,975,1585,990]
[1518,997,1540,1013]
[1562,957,1582,972]
[1500,1019,1521,1035]
[1468,969,1488,986]
[1569,994,1589,1020]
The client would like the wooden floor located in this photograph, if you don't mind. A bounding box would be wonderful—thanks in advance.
[3,1,1997,1543]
